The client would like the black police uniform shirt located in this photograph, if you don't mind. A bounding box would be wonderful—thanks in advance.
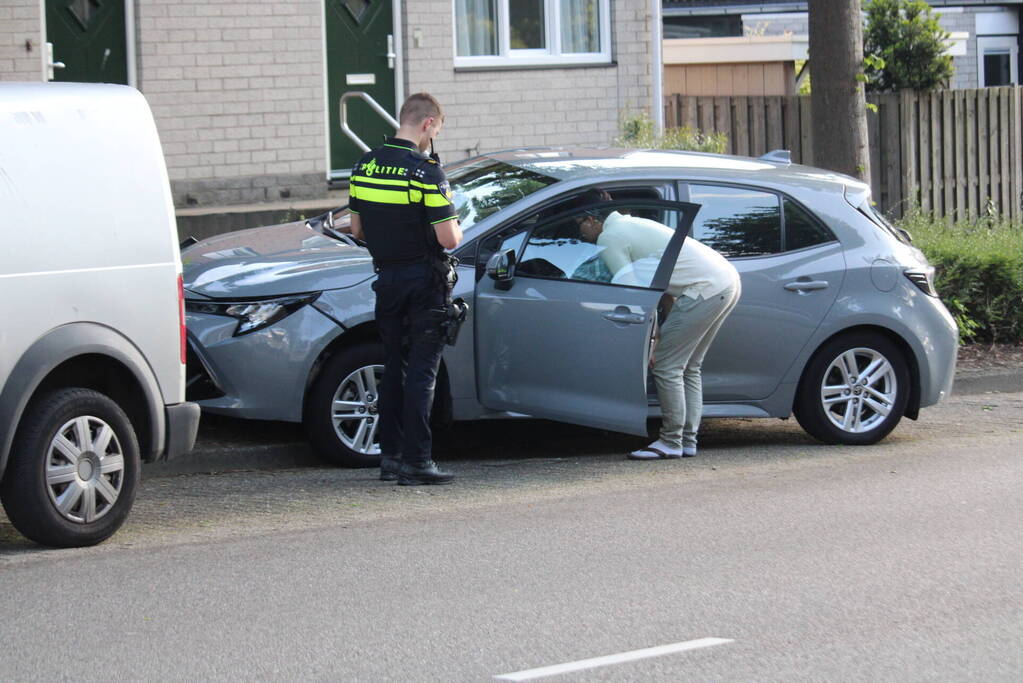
[348,137,458,267]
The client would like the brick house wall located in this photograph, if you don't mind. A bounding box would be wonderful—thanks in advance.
[405,0,652,160]
[1,0,42,81]
[940,10,978,90]
[136,1,327,207]
[2,1,653,208]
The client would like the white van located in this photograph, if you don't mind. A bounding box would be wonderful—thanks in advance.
[0,83,199,547]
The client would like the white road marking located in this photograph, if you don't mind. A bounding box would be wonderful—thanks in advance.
[494,637,733,681]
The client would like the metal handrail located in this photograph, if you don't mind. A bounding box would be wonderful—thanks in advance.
[339,91,399,153]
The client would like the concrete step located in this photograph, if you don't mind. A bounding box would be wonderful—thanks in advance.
[175,192,349,243]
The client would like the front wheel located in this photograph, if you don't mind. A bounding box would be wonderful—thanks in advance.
[304,344,385,467]
[794,332,910,445]
[1,388,141,547]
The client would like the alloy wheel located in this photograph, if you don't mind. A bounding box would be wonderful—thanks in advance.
[819,347,898,434]
[330,364,384,455]
[45,416,125,524]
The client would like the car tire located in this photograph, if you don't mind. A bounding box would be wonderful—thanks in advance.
[305,343,385,468]
[794,332,910,445]
[0,388,141,548]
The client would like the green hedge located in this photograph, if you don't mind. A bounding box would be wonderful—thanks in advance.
[898,212,1023,344]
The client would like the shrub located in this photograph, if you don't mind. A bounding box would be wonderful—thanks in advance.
[898,211,1023,344]
[863,0,954,92]
[616,112,728,154]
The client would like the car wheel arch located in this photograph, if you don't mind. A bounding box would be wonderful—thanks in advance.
[301,321,454,424]
[793,324,921,421]
[1,324,164,476]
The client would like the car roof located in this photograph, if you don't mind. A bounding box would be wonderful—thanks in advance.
[473,147,867,197]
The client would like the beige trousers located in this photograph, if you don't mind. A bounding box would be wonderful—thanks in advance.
[651,277,741,450]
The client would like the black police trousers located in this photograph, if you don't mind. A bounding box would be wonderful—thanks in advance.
[373,262,447,465]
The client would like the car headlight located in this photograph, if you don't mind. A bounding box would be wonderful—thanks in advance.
[185,293,320,336]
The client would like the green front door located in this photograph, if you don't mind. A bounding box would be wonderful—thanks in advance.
[45,0,128,84]
[325,0,397,177]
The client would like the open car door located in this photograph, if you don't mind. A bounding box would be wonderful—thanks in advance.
[474,199,699,436]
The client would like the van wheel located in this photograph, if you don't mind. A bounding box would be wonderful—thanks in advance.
[1,388,140,548]
[794,332,910,445]
[304,344,384,468]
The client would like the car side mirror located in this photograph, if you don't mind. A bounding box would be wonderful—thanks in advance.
[486,249,516,291]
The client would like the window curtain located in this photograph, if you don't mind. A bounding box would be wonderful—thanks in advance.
[560,0,599,53]
[456,0,498,56]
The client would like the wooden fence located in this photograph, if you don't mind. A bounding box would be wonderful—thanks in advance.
[663,87,1023,221]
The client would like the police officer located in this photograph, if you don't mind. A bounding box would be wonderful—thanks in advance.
[348,93,462,485]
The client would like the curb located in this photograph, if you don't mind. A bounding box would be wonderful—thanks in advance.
[950,370,1023,397]
[144,369,1023,479]
[143,442,320,479]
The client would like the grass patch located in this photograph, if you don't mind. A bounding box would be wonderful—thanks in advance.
[898,210,1023,344]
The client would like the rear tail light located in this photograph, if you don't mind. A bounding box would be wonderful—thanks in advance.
[904,268,937,297]
[178,274,187,364]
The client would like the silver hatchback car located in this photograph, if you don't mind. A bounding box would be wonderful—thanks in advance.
[183,148,958,466]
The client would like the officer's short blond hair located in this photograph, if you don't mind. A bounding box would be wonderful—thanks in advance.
[399,93,443,126]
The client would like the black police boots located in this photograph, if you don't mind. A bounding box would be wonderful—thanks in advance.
[397,460,454,486]
[379,455,401,482]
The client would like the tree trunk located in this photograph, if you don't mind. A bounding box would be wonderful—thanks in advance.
[808,0,871,185]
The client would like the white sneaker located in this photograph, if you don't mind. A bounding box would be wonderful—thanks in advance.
[682,446,696,458]
[628,440,683,460]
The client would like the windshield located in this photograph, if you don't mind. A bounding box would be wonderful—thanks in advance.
[318,159,559,241]
[447,159,559,230]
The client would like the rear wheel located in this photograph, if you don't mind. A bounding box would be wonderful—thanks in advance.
[1,388,140,547]
[305,344,384,467]
[794,332,910,445]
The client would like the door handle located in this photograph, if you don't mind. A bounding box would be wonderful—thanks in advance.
[603,310,646,325]
[385,35,396,69]
[45,42,66,81]
[784,279,829,292]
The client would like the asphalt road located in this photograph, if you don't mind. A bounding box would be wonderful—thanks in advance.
[1,391,1021,681]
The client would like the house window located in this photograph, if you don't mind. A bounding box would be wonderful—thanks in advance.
[454,0,612,68]
[977,36,1019,87]
[510,0,545,49]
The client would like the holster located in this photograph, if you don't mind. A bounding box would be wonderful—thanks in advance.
[430,253,459,292]
[440,298,469,346]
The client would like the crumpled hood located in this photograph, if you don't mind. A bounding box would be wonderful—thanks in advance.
[182,220,375,299]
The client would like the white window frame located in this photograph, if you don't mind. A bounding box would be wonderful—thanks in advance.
[453,0,612,69]
[977,35,1019,87]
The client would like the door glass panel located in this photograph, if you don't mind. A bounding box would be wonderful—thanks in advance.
[688,185,781,257]
[517,202,683,288]
[456,0,499,56]
[784,198,834,252]
[68,0,101,30]
[510,0,546,50]
[343,0,370,21]
[561,0,600,53]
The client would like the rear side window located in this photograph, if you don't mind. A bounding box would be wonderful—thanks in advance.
[859,201,911,244]
[784,198,835,251]
[688,185,781,257]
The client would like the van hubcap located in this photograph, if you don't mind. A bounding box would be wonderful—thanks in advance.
[331,364,384,455]
[46,416,124,524]
[820,348,897,434]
